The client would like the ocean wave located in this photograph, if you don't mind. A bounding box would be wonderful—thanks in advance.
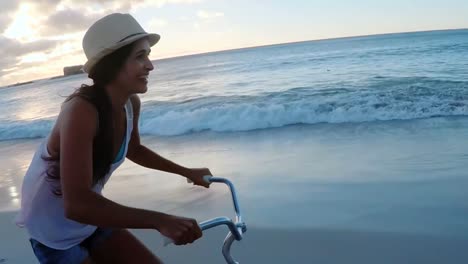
[137,78,468,136]
[0,119,54,141]
[1,78,467,140]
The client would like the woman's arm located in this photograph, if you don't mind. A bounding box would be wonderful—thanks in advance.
[59,97,201,244]
[125,95,211,187]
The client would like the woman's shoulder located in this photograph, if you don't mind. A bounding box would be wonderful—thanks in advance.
[58,97,99,134]
[61,96,99,118]
[47,97,98,156]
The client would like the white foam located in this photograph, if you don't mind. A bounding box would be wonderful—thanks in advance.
[138,88,468,136]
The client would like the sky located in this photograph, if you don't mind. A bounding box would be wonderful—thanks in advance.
[0,0,467,87]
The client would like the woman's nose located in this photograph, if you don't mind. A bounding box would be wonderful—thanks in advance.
[145,58,154,71]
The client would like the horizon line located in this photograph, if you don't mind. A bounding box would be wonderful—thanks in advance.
[2,27,467,88]
[154,27,468,61]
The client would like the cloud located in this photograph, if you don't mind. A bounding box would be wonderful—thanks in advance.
[197,10,224,20]
[148,18,169,30]
[0,0,208,86]
[134,0,204,8]
[58,0,134,13]
[31,0,205,36]
[57,0,203,12]
[1,37,57,57]
[2,0,208,38]
[39,9,101,36]
[0,36,58,77]
[0,1,20,32]
[29,0,62,13]
[194,10,224,30]
[0,17,12,34]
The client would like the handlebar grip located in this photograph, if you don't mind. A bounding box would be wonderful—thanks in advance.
[187,175,213,184]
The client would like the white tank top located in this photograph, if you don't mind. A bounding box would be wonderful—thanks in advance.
[15,99,133,250]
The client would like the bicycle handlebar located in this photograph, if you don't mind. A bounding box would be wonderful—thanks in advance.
[166,176,247,264]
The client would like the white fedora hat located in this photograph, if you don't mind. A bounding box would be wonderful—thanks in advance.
[82,13,160,73]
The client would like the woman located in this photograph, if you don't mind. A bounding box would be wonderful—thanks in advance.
[16,13,211,264]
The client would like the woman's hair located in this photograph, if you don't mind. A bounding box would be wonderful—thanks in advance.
[44,42,137,195]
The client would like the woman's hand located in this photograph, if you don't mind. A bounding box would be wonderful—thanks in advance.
[184,168,212,188]
[155,214,203,245]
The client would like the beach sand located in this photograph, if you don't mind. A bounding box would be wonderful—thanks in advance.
[1,211,468,263]
[1,118,468,263]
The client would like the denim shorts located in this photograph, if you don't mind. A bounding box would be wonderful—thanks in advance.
[29,228,114,264]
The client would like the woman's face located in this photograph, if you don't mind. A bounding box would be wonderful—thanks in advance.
[114,38,154,94]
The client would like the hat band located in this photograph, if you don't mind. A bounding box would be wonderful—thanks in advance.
[118,32,146,43]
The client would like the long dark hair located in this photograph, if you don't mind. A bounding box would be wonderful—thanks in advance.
[44,42,136,195]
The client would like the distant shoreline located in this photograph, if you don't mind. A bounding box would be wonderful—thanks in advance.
[4,81,35,88]
[2,73,86,89]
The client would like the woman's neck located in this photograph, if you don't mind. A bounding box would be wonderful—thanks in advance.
[104,84,130,112]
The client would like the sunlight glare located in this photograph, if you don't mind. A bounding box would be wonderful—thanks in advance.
[3,4,38,42]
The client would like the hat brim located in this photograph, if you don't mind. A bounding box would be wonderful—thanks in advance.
[83,33,160,73]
